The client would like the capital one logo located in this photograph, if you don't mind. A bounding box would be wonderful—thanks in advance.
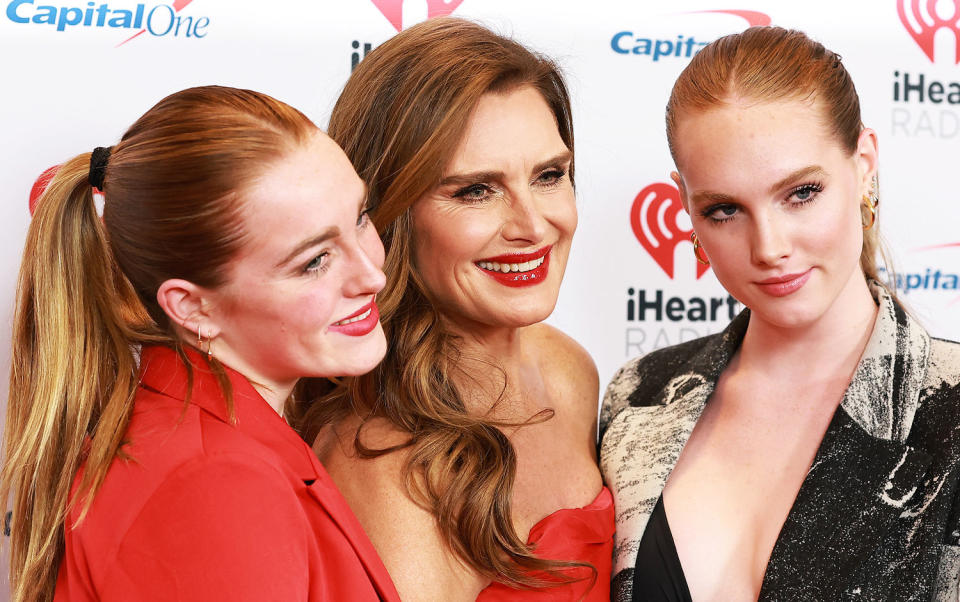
[630,183,710,280]
[370,0,466,32]
[897,0,960,63]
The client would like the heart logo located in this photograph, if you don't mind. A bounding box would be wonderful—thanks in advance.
[630,182,710,280]
[897,0,960,63]
[369,0,467,32]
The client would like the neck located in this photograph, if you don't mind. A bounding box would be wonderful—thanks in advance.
[739,274,878,376]
[190,341,292,416]
[248,380,292,417]
[442,316,536,415]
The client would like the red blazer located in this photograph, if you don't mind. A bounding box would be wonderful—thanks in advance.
[54,346,400,601]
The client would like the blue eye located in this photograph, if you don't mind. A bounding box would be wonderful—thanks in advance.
[453,183,494,203]
[703,204,738,223]
[304,252,329,273]
[791,183,823,204]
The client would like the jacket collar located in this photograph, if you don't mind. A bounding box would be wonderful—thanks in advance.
[625,281,931,445]
[137,345,320,482]
[138,346,402,600]
[618,283,936,594]
[839,282,931,443]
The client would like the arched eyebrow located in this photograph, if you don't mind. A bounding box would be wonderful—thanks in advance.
[276,226,340,268]
[690,165,827,207]
[437,150,573,187]
[769,165,826,193]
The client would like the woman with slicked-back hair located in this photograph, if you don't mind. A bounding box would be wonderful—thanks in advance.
[296,17,613,601]
[1,85,401,602]
[600,26,960,601]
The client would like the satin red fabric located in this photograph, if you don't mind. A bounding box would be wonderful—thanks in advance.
[54,346,400,601]
[476,486,615,601]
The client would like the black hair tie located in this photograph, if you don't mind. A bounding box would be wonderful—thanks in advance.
[89,146,112,190]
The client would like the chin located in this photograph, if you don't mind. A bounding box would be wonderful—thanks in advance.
[332,328,388,377]
[747,300,826,330]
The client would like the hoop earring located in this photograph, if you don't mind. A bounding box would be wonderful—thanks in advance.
[862,185,879,230]
[197,325,213,359]
[691,232,710,266]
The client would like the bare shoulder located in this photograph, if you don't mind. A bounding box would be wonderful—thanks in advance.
[526,323,599,414]
[314,418,485,601]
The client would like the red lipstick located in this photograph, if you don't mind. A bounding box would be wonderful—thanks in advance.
[329,300,380,336]
[755,269,812,297]
[476,245,551,288]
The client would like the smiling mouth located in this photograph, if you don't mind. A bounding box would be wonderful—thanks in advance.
[333,307,372,326]
[475,246,552,287]
[477,256,546,274]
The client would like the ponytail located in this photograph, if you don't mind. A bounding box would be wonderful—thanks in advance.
[2,85,317,602]
[1,154,156,602]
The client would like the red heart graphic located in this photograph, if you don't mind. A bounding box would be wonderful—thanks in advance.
[629,182,710,280]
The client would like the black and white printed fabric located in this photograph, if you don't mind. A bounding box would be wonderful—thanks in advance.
[600,282,960,601]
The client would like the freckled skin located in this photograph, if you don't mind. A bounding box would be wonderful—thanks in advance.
[672,99,874,333]
[204,132,387,395]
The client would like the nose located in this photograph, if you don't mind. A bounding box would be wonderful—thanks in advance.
[750,211,791,267]
[500,189,547,243]
[344,234,387,297]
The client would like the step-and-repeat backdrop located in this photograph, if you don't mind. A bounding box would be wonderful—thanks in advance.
[1,0,958,596]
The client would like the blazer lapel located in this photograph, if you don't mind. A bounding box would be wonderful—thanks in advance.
[304,471,399,600]
[761,284,933,598]
[760,407,932,598]
[602,311,749,575]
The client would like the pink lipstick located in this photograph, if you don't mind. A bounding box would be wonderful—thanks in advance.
[755,269,812,297]
[329,300,380,336]
[475,245,551,288]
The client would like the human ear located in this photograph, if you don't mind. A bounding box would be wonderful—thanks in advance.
[156,279,221,340]
[671,171,691,214]
[855,128,879,195]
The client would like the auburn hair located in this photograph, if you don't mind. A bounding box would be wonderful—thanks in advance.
[1,86,315,602]
[295,17,581,588]
[666,26,885,283]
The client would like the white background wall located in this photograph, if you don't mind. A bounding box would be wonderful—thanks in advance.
[2,0,958,597]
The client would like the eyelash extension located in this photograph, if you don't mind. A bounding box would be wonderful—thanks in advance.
[304,252,330,276]
[535,168,567,188]
[699,203,737,224]
[452,182,496,203]
[789,181,823,204]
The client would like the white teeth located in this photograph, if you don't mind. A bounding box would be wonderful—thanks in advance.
[477,256,545,273]
[335,308,372,326]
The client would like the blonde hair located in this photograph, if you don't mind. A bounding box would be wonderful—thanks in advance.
[2,86,315,602]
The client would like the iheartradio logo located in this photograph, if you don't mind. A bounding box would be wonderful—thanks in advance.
[370,0,466,32]
[630,182,710,280]
[897,0,960,63]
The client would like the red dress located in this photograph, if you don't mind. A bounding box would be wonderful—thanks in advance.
[54,346,400,601]
[476,486,615,601]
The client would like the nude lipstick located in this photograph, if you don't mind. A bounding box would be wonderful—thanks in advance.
[475,245,551,288]
[329,300,380,336]
[755,269,812,297]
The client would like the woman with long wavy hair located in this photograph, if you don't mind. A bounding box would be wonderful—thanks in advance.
[2,85,400,602]
[297,17,613,601]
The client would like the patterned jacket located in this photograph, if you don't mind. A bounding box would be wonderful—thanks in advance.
[599,285,960,601]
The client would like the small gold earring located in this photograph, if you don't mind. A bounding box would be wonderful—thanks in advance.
[861,185,879,230]
[197,325,213,359]
[691,232,710,265]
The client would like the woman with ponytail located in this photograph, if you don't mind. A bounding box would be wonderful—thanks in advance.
[297,18,613,601]
[1,85,400,602]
